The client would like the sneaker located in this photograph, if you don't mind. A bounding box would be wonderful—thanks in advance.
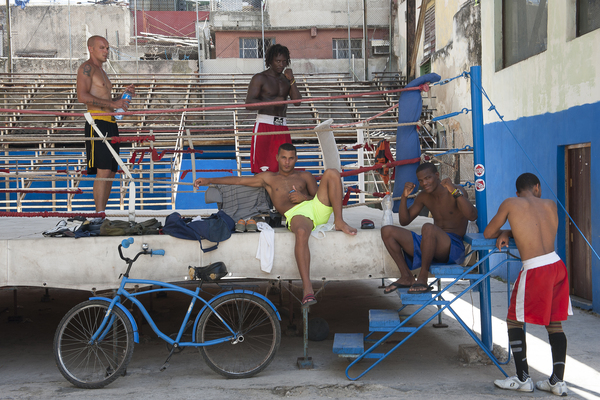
[245,219,257,232]
[536,379,568,396]
[494,376,534,392]
[235,219,246,233]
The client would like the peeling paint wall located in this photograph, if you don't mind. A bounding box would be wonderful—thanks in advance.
[395,0,480,182]
[4,4,131,60]
[431,1,480,155]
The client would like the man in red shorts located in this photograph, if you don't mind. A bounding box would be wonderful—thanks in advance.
[484,172,572,396]
[245,44,302,174]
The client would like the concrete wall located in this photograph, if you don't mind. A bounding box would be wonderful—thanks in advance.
[481,1,600,312]
[200,57,387,79]
[431,1,480,154]
[6,4,131,59]
[394,0,478,181]
[214,29,389,60]
[266,0,390,28]
[2,58,197,74]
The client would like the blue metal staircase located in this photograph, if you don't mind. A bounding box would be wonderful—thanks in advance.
[333,245,519,380]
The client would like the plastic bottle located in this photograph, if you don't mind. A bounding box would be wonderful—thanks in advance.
[115,89,132,120]
[381,192,393,227]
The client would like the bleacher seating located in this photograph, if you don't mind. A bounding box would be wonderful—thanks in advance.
[1,72,433,212]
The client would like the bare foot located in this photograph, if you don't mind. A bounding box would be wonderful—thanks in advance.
[334,220,357,235]
[407,282,433,293]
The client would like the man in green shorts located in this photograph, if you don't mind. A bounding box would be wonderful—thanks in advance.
[194,143,357,306]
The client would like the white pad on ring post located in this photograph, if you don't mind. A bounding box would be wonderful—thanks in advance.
[84,112,136,222]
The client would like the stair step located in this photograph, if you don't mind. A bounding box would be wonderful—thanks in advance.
[333,333,364,357]
[400,290,438,304]
[369,309,400,329]
[430,264,469,277]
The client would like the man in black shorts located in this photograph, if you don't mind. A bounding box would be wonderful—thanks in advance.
[76,35,135,219]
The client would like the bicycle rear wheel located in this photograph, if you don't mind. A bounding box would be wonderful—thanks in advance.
[196,293,281,378]
[54,300,134,388]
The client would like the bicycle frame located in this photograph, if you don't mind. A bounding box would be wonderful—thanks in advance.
[88,241,280,350]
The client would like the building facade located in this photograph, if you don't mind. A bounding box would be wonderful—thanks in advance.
[481,0,599,312]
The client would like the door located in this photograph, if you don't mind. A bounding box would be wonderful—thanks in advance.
[566,144,592,301]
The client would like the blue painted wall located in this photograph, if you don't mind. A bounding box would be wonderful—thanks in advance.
[483,101,600,312]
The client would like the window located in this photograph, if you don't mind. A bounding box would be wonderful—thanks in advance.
[577,0,600,37]
[502,0,548,68]
[332,39,362,59]
[239,38,274,59]
[423,3,435,59]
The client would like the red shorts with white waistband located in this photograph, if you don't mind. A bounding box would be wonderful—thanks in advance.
[250,122,291,174]
[507,252,572,325]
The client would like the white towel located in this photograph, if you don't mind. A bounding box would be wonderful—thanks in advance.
[256,222,275,273]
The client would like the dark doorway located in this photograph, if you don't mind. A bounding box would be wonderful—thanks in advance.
[566,144,592,301]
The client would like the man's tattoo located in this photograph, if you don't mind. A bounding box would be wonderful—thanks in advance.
[83,64,92,77]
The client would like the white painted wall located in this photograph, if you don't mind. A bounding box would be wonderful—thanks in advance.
[481,1,600,123]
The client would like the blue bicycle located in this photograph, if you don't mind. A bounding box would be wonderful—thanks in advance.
[53,238,281,388]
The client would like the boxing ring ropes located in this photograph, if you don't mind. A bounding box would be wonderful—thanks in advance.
[6,66,596,359]
[0,77,464,219]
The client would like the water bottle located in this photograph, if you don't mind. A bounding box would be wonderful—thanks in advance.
[115,89,132,120]
[381,193,394,227]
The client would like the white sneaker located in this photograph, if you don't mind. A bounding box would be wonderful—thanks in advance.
[536,379,568,396]
[494,376,534,392]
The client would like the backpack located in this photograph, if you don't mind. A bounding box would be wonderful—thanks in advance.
[100,218,162,236]
[162,210,235,252]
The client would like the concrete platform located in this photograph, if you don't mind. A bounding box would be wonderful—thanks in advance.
[0,206,429,291]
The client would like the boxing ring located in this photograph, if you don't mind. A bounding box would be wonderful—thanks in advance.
[1,67,514,367]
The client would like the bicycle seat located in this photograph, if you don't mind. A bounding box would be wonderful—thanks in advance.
[188,262,228,282]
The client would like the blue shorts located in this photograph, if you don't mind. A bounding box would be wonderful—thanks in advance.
[404,231,466,270]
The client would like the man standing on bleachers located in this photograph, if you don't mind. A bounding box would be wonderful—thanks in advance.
[76,35,135,221]
[245,44,302,174]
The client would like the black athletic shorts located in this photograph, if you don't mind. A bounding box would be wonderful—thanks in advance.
[84,118,120,175]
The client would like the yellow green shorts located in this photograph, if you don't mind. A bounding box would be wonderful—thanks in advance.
[284,194,333,231]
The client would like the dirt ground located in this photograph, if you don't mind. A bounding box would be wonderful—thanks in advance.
[1,279,599,400]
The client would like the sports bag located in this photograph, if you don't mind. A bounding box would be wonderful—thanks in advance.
[162,210,235,252]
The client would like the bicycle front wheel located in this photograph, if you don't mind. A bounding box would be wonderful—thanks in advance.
[54,300,134,389]
[196,293,281,379]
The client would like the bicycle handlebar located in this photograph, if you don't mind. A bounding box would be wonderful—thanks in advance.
[121,237,134,248]
[117,238,166,277]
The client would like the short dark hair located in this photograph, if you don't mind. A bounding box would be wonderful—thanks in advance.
[88,35,100,47]
[516,172,540,193]
[265,44,291,68]
[278,142,296,154]
[416,162,437,174]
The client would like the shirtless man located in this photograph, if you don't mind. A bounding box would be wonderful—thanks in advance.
[194,143,356,307]
[484,173,571,396]
[76,35,135,219]
[381,162,478,294]
[245,44,302,174]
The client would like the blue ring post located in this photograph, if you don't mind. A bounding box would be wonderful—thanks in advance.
[470,66,493,351]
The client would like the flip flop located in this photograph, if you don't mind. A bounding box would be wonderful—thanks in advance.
[407,283,433,294]
[301,293,317,308]
[384,281,412,294]
[361,219,375,229]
